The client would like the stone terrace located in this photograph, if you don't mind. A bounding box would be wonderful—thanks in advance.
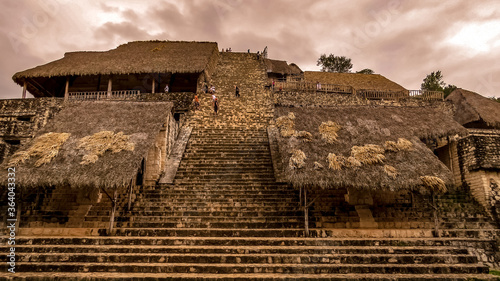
[1,52,499,280]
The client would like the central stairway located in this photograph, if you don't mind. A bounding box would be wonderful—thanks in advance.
[3,52,497,280]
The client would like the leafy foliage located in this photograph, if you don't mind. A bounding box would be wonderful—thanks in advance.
[421,70,457,98]
[317,54,352,73]
[357,68,374,74]
[421,71,446,91]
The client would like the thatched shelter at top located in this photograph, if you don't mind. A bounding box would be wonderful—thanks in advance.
[264,59,302,82]
[303,71,407,93]
[12,41,220,99]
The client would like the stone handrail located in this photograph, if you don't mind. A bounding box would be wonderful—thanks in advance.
[68,90,140,100]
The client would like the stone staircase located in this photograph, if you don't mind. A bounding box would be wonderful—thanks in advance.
[2,52,498,280]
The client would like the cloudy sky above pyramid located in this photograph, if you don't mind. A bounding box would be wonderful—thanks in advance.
[1,0,499,99]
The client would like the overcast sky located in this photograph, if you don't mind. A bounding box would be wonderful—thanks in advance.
[1,0,499,99]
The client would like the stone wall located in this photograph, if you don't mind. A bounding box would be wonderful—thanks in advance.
[458,129,500,170]
[135,92,195,112]
[458,129,500,219]
[144,112,178,186]
[0,98,64,163]
[274,91,455,113]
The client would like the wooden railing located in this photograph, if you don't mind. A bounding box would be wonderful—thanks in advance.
[274,81,353,94]
[68,90,140,100]
[358,89,408,100]
[408,90,444,101]
[273,81,445,101]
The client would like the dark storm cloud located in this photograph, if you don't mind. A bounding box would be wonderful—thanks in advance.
[1,0,499,99]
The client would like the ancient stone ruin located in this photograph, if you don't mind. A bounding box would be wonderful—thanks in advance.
[1,40,499,280]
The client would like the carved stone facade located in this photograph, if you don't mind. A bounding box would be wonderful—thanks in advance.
[457,129,500,219]
[0,98,64,163]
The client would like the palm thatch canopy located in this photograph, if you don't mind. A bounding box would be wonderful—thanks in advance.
[264,59,302,75]
[304,71,406,92]
[1,101,173,189]
[13,41,219,84]
[288,63,303,75]
[446,88,500,129]
[274,106,466,191]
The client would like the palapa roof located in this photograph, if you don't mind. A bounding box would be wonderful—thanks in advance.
[1,101,173,189]
[264,59,302,75]
[12,40,219,83]
[288,63,303,75]
[446,88,500,129]
[304,71,406,92]
[274,105,466,190]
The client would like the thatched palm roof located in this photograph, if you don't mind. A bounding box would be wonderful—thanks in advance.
[264,59,302,75]
[304,71,406,92]
[288,63,303,75]
[274,106,466,190]
[446,88,500,129]
[1,101,173,189]
[12,41,219,83]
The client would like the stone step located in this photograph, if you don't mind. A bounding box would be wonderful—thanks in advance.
[1,262,488,275]
[14,253,478,265]
[12,236,495,247]
[3,272,497,280]
[86,210,303,217]
[90,205,300,213]
[130,197,297,203]
[11,244,471,255]
[85,215,304,223]
[112,221,303,229]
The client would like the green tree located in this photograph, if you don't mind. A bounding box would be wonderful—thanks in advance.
[421,71,446,91]
[357,68,374,74]
[421,71,457,98]
[317,54,352,73]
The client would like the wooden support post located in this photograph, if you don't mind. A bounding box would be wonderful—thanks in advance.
[152,75,156,94]
[22,81,27,99]
[107,78,112,98]
[304,188,309,237]
[109,187,118,234]
[432,193,441,238]
[127,180,133,212]
[64,77,69,101]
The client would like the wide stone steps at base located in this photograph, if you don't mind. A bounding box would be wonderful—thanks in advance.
[14,253,478,265]
[2,236,493,278]
[3,272,498,281]
[3,262,488,275]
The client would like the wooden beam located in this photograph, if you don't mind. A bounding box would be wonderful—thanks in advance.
[64,77,69,101]
[107,77,112,98]
[28,78,52,97]
[152,75,156,94]
[22,81,27,99]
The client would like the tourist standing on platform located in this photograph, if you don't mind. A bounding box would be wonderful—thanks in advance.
[164,84,169,93]
[272,79,275,91]
[235,85,240,98]
[193,94,200,110]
